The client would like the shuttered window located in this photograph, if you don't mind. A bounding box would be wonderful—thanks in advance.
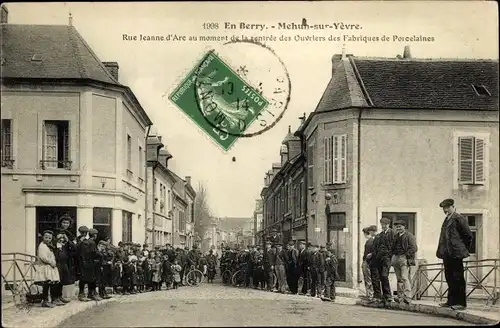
[458,136,485,185]
[307,141,315,188]
[42,121,70,169]
[324,134,347,184]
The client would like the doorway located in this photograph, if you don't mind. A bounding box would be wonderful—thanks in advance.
[463,214,483,295]
[326,212,346,282]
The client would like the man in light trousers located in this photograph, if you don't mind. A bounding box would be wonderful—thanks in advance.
[391,220,418,304]
[274,244,288,293]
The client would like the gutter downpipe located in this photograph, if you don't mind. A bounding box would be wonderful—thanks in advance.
[302,132,309,244]
[144,125,152,244]
[356,107,364,284]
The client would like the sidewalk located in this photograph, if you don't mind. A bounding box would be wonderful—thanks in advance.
[356,298,500,325]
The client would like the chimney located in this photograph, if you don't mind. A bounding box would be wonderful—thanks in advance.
[403,45,412,59]
[185,176,192,185]
[1,4,8,24]
[102,61,119,81]
[158,148,173,168]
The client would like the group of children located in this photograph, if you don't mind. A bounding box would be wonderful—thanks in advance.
[102,243,184,295]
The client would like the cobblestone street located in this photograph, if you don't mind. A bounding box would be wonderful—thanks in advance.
[57,284,472,327]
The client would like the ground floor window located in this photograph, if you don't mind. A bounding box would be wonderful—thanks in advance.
[327,212,347,282]
[93,207,112,243]
[381,212,416,237]
[122,211,133,243]
[36,207,77,245]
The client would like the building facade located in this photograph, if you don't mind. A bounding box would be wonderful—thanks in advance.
[259,47,499,289]
[145,137,175,247]
[171,173,196,249]
[1,21,153,256]
[260,126,307,246]
[253,199,263,245]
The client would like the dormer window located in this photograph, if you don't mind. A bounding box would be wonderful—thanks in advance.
[280,144,288,154]
[472,84,491,97]
[31,54,43,62]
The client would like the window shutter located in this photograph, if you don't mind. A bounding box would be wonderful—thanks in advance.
[474,138,485,184]
[63,124,69,163]
[458,136,474,184]
[341,134,347,183]
[333,136,339,183]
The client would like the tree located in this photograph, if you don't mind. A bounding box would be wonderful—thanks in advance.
[194,181,212,249]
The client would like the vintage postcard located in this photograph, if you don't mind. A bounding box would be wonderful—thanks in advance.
[1,1,498,327]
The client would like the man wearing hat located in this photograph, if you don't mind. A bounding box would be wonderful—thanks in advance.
[76,227,99,301]
[309,245,322,297]
[286,241,299,294]
[436,199,473,310]
[297,241,309,295]
[391,220,417,304]
[371,217,396,305]
[263,241,276,291]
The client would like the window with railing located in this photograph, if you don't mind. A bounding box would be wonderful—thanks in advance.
[41,120,71,170]
[1,119,14,168]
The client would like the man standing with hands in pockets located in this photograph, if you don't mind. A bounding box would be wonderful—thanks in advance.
[436,198,473,311]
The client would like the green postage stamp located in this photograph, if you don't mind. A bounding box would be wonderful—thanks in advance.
[169,51,270,151]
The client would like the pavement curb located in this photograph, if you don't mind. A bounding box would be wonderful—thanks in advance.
[4,298,118,328]
[355,299,499,325]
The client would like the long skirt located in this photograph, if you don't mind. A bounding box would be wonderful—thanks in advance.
[34,264,60,283]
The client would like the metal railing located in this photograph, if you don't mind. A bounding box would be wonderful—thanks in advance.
[411,258,500,305]
[1,159,15,169]
[1,252,38,304]
[39,160,72,170]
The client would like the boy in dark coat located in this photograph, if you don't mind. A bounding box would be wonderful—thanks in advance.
[96,240,112,299]
[122,257,133,294]
[161,255,173,289]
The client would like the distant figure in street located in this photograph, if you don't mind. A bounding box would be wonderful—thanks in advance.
[436,198,473,311]
[371,217,395,305]
[317,246,328,298]
[361,225,377,300]
[263,241,276,291]
[391,220,417,304]
[309,244,320,297]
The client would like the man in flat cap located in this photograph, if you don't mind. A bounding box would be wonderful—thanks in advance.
[274,244,288,293]
[309,244,321,297]
[436,199,473,311]
[371,217,396,305]
[297,241,309,295]
[391,220,417,304]
[76,227,100,301]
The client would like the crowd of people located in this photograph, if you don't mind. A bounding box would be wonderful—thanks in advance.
[219,240,341,301]
[33,214,219,308]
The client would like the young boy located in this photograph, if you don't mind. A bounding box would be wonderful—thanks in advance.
[121,257,133,295]
[161,255,173,290]
[322,252,340,302]
[136,258,145,292]
[112,258,122,294]
[172,260,182,289]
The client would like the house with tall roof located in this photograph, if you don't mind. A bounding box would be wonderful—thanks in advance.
[291,46,499,289]
[0,8,153,255]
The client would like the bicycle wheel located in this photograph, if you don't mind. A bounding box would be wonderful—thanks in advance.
[186,269,204,287]
[231,269,244,287]
[222,270,232,285]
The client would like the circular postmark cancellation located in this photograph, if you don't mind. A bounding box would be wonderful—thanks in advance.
[168,38,291,152]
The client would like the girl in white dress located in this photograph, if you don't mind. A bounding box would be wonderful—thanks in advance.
[35,230,61,308]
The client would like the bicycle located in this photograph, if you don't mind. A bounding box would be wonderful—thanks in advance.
[231,269,246,287]
[221,269,232,285]
[185,268,205,287]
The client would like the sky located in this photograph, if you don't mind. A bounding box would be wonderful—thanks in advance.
[6,1,498,217]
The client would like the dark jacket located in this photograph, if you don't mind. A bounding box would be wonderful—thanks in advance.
[263,247,276,269]
[436,212,473,260]
[55,241,76,285]
[363,237,375,262]
[392,231,418,266]
[311,251,325,271]
[373,228,396,259]
[298,248,309,269]
[78,238,98,283]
